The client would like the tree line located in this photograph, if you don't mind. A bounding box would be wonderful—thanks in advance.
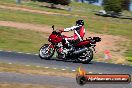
[103,0,130,13]
[32,0,71,5]
[78,0,130,13]
[33,0,130,13]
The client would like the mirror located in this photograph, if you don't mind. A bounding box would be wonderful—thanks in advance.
[52,25,54,31]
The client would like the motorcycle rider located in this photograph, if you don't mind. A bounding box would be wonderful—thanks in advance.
[60,20,85,44]
[58,20,86,59]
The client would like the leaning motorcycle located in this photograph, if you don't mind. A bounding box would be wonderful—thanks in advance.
[39,25,101,63]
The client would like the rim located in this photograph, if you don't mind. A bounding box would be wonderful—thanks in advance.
[78,49,92,62]
[39,46,53,58]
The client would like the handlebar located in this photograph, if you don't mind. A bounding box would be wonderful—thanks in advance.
[93,37,101,42]
[88,37,101,43]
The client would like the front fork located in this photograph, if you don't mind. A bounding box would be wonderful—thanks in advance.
[91,45,96,53]
[44,44,54,53]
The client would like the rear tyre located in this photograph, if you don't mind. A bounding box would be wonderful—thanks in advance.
[39,44,54,60]
[77,48,93,64]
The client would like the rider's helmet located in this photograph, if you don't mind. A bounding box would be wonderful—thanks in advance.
[76,20,84,26]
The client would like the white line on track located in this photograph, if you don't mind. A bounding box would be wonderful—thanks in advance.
[36,66,40,68]
[34,54,38,56]
[7,51,12,52]
[44,67,49,69]
[71,70,76,72]
[5,61,106,75]
[1,50,132,68]
[62,69,66,71]
[8,62,12,64]
[26,65,30,67]
[17,52,23,54]
[89,72,93,74]
[26,53,31,55]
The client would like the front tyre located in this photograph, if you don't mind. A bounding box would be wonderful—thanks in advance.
[77,48,93,64]
[39,44,54,60]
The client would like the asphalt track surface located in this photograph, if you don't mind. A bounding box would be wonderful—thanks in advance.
[0,72,131,88]
[0,51,132,88]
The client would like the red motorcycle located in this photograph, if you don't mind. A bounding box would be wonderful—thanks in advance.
[39,25,101,63]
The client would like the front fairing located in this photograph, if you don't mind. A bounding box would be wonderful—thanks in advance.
[48,33,62,43]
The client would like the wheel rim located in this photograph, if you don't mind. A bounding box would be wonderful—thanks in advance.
[78,49,92,62]
[39,46,54,58]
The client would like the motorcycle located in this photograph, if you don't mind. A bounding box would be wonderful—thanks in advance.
[39,25,101,63]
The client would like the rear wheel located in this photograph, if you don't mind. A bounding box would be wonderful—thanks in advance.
[77,48,93,64]
[39,44,54,60]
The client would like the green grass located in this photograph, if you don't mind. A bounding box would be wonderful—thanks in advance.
[0,0,132,60]
[0,26,48,53]
[0,9,79,27]
[0,0,15,4]
[126,57,132,62]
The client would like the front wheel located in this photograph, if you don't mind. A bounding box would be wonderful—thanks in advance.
[77,48,93,64]
[39,44,54,60]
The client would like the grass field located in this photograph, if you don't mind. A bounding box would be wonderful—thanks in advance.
[0,26,48,53]
[0,9,79,27]
[0,0,132,62]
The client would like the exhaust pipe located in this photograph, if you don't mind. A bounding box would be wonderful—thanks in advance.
[73,47,88,54]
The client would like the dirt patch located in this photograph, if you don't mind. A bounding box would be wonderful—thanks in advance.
[0,21,129,64]
[0,21,52,33]
[88,32,129,64]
